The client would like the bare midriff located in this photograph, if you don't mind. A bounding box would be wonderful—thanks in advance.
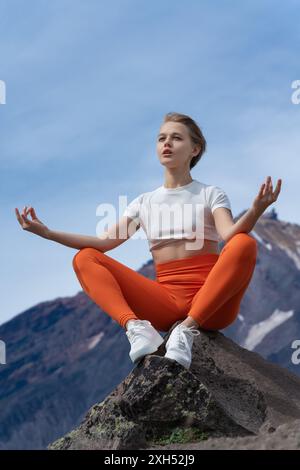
[151,238,220,265]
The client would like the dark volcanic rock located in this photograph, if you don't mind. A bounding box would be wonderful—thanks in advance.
[48,321,300,450]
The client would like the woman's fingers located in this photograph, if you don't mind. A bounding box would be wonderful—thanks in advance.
[259,183,265,197]
[265,177,272,196]
[268,177,273,193]
[261,180,267,197]
[15,207,22,219]
[30,207,37,219]
[27,207,37,221]
[265,177,282,193]
[22,206,30,218]
[20,205,34,219]
[16,205,43,230]
[264,176,272,195]
[15,208,25,226]
[261,177,282,200]
[21,212,29,224]
[273,179,282,198]
[15,208,22,225]
[15,207,30,226]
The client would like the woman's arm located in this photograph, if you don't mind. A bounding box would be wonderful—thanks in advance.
[46,227,123,251]
[213,176,282,243]
[15,206,140,252]
[46,230,110,251]
[214,206,260,243]
[47,216,140,251]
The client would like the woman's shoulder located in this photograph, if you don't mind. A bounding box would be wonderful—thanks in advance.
[203,181,228,194]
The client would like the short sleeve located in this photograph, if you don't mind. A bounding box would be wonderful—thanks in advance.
[208,186,231,214]
[123,194,143,224]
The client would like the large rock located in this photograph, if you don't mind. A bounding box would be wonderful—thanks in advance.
[48,320,300,450]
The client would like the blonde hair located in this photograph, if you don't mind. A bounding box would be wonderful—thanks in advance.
[161,112,207,170]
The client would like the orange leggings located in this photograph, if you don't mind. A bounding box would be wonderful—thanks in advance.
[72,233,257,333]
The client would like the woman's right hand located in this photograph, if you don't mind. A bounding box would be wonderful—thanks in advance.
[15,206,50,239]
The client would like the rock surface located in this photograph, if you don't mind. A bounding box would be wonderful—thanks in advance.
[48,320,300,450]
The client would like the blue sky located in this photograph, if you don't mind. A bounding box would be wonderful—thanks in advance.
[0,0,299,326]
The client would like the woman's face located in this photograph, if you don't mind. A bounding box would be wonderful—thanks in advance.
[156,121,199,169]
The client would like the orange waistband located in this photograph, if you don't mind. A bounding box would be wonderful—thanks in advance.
[155,252,219,273]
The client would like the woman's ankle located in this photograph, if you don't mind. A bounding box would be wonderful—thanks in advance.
[180,316,199,329]
[125,319,139,330]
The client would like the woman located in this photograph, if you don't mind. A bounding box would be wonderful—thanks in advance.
[15,112,282,370]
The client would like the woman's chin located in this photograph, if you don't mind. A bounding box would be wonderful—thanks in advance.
[160,161,178,168]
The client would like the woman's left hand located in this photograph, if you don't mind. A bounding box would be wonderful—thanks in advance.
[252,176,282,214]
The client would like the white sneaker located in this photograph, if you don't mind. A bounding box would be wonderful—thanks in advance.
[164,324,201,369]
[126,320,164,364]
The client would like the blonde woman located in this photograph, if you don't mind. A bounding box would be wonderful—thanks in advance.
[15,112,282,370]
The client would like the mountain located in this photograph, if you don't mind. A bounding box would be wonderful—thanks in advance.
[0,208,299,449]
[225,207,300,376]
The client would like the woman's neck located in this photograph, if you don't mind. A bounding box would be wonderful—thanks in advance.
[163,174,193,189]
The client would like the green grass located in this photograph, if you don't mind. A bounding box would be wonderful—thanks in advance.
[149,426,209,445]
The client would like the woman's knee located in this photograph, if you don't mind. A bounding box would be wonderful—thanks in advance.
[231,233,257,258]
[72,247,104,270]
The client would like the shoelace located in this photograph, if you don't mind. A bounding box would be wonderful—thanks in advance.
[176,325,201,350]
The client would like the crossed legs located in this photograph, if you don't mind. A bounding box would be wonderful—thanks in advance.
[72,232,257,333]
[72,248,183,332]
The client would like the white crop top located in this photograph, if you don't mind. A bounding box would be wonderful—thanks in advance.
[122,179,231,252]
